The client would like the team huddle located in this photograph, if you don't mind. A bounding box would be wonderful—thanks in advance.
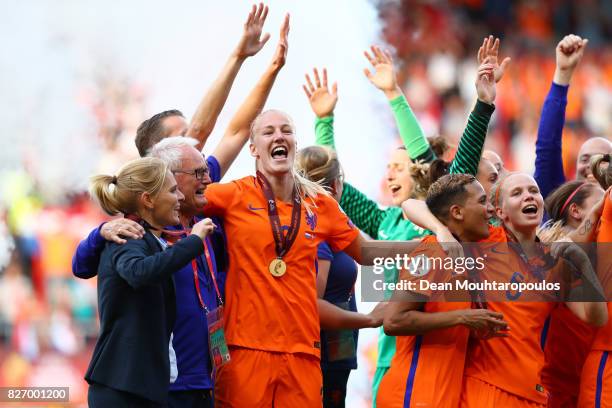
[71,3,612,408]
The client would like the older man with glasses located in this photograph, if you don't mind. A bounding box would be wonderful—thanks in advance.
[149,136,225,407]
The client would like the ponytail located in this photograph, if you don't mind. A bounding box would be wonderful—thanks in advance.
[90,175,123,215]
[89,157,169,216]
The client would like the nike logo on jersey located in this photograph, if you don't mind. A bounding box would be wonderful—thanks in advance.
[248,204,266,211]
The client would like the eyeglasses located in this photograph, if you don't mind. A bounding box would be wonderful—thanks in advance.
[173,167,210,181]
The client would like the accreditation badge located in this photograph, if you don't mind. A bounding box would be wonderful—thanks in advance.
[207,306,231,369]
[325,301,357,362]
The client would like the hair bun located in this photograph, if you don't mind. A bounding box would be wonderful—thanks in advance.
[111,175,118,184]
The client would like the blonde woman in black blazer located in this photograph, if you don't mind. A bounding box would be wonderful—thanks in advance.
[85,157,214,407]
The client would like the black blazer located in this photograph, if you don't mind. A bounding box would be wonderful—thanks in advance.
[85,230,204,404]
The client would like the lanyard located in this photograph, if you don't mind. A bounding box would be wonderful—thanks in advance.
[125,214,224,311]
[191,240,223,314]
[152,215,223,314]
[256,171,301,260]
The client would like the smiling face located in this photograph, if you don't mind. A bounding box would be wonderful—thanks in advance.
[173,146,211,216]
[386,148,414,206]
[249,110,296,177]
[147,171,184,227]
[576,137,612,181]
[458,181,494,241]
[496,173,544,233]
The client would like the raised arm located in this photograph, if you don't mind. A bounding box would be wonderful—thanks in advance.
[212,13,289,178]
[401,199,448,236]
[186,3,271,150]
[303,67,338,148]
[364,46,433,162]
[534,34,588,198]
[449,36,507,175]
[301,69,386,236]
[337,183,386,238]
[400,199,463,258]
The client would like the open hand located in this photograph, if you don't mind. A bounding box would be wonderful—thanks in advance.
[303,68,338,118]
[458,309,508,331]
[100,218,145,244]
[477,35,511,83]
[269,13,289,72]
[363,46,400,98]
[475,59,496,105]
[235,3,270,59]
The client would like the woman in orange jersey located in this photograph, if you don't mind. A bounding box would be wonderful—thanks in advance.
[379,174,510,408]
[402,171,607,408]
[537,180,604,408]
[578,155,612,408]
[201,107,394,407]
[460,172,606,408]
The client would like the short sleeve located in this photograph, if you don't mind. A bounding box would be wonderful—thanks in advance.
[203,180,240,217]
[317,195,360,253]
[207,155,222,183]
[317,242,334,261]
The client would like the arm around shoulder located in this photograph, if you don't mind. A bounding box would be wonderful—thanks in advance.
[113,235,204,289]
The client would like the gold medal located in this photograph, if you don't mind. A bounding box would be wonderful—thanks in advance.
[269,258,287,277]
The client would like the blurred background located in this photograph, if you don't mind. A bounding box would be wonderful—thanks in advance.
[0,0,610,406]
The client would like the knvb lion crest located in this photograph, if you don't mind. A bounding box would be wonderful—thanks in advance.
[305,212,317,231]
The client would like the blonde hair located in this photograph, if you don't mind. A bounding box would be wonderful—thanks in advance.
[293,170,330,215]
[89,157,169,216]
[537,220,568,243]
[591,154,612,189]
[408,160,431,200]
[250,110,329,213]
[488,171,530,209]
[488,171,523,225]
[295,146,341,190]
